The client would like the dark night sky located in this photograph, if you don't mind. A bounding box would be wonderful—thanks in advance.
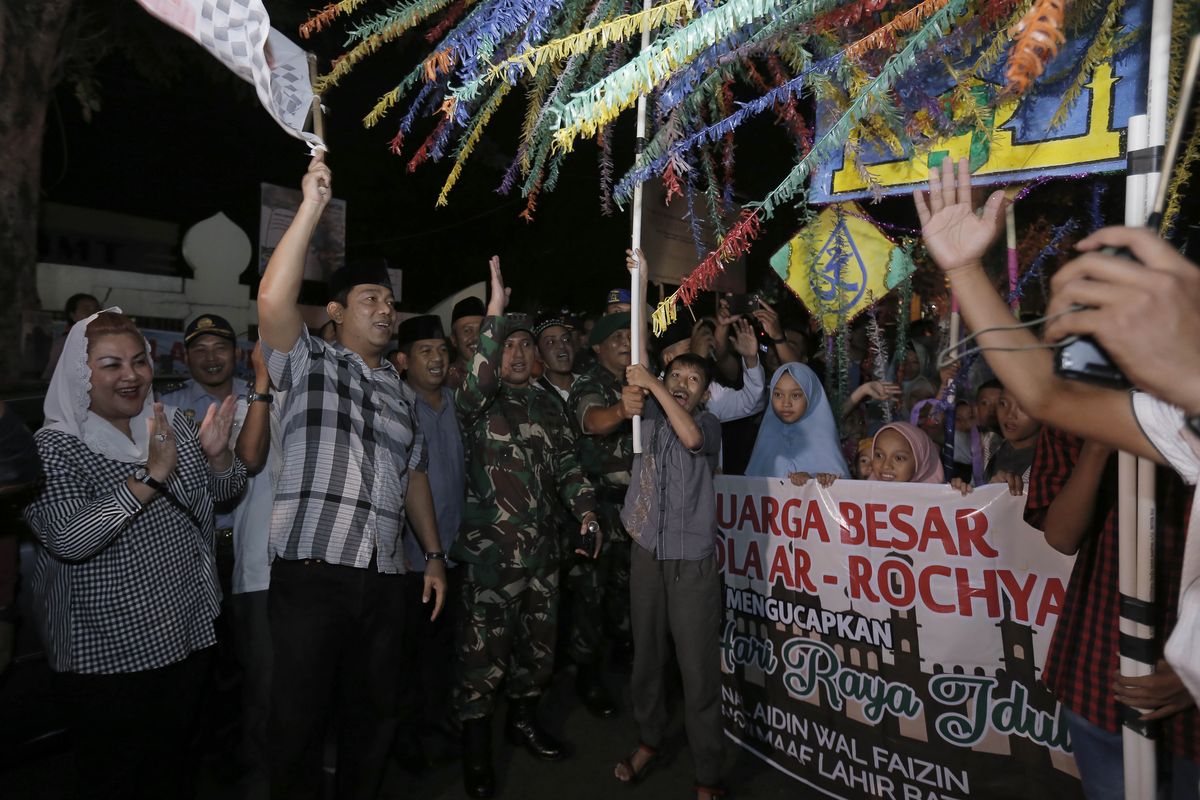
[37,1,814,317]
[44,2,1177,323]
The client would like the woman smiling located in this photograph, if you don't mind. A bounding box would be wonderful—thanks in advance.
[24,309,245,800]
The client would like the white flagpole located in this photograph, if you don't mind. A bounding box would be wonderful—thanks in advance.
[1118,112,1153,800]
[1120,0,1173,794]
[629,0,654,455]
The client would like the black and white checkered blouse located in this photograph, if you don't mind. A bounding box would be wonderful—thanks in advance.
[24,408,246,674]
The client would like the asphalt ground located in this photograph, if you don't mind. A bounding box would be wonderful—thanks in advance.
[3,660,799,800]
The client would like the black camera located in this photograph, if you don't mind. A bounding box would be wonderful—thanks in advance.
[1055,331,1131,388]
[1053,244,1136,388]
[726,293,760,317]
[1054,34,1198,389]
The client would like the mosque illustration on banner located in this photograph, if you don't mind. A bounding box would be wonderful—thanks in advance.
[716,486,1080,798]
[722,569,1079,795]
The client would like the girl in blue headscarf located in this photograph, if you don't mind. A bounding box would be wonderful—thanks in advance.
[745,363,848,486]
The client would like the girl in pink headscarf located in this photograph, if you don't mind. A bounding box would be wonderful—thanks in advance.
[869,421,945,484]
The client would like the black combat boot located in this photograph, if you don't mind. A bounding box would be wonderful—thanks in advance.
[460,716,495,798]
[575,663,617,718]
[504,697,567,760]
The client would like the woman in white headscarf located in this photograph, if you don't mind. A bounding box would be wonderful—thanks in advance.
[24,309,245,800]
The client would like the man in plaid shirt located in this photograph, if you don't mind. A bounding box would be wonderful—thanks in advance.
[257,156,447,800]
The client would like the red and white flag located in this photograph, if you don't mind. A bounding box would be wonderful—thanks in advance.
[135,0,326,152]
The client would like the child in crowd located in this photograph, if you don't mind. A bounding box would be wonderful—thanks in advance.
[868,421,944,484]
[898,342,938,418]
[973,378,1003,464]
[988,387,1041,481]
[615,354,725,800]
[854,438,873,479]
[950,400,981,483]
[952,386,1041,495]
[744,363,847,487]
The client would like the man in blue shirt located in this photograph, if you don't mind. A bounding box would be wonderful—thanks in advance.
[166,313,247,426]
[389,314,466,771]
[162,313,252,779]
[163,313,248,573]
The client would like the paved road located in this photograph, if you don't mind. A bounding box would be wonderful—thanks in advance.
[4,663,799,799]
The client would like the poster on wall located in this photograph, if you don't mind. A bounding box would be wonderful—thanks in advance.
[717,476,1081,799]
[639,178,746,294]
[258,183,346,282]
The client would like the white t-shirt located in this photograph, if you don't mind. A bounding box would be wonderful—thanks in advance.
[1132,392,1200,703]
[229,393,285,595]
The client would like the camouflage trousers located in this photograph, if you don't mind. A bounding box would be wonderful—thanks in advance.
[453,558,560,722]
[561,501,632,665]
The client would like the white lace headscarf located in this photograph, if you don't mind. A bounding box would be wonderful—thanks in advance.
[43,307,155,463]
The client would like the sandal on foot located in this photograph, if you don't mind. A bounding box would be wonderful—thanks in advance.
[695,784,728,800]
[614,743,662,786]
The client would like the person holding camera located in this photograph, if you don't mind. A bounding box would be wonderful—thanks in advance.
[914,157,1200,793]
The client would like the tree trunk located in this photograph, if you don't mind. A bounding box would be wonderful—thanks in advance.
[0,1,77,387]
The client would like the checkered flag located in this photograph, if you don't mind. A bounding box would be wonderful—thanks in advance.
[135,0,326,152]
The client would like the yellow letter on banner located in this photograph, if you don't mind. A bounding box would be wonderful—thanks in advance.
[828,63,1121,196]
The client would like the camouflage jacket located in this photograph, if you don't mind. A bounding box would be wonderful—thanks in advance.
[568,361,633,492]
[445,359,469,391]
[452,316,596,567]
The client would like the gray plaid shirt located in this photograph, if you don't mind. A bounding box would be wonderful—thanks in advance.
[265,327,427,573]
[621,401,721,560]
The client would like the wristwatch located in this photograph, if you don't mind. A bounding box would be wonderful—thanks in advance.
[247,392,273,405]
[424,551,448,562]
[133,467,166,493]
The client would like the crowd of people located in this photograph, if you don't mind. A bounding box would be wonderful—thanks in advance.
[5,153,1200,800]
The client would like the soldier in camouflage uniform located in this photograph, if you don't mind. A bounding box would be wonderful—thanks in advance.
[451,259,598,800]
[566,311,644,715]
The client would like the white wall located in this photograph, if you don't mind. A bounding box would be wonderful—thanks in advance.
[37,257,259,335]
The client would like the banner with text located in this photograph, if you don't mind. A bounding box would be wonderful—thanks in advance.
[716,476,1081,799]
[808,0,1148,202]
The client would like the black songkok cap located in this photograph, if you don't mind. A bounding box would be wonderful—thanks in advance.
[452,296,486,322]
[396,315,446,348]
[533,312,574,338]
[328,260,392,302]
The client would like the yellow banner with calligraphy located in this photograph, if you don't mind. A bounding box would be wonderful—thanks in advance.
[809,5,1150,204]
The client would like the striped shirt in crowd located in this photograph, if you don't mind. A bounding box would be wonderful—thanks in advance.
[264,326,427,573]
[24,409,246,674]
